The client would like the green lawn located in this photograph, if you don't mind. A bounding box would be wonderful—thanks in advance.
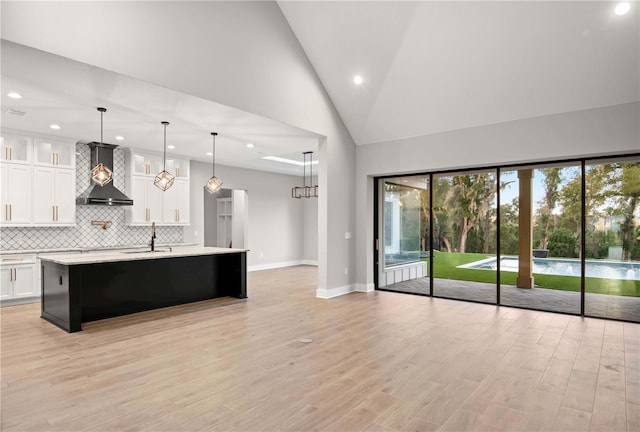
[426,251,640,297]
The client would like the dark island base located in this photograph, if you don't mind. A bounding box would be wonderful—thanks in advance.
[41,252,246,332]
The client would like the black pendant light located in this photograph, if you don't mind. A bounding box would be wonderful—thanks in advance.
[205,132,222,193]
[291,151,318,198]
[154,121,175,191]
[91,107,113,186]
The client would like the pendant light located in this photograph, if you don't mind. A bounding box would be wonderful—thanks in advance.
[91,107,113,186]
[154,121,175,191]
[291,151,318,198]
[206,132,223,193]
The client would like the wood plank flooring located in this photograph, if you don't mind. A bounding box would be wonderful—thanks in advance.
[1,265,638,431]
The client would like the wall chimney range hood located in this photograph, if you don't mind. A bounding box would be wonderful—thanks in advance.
[76,142,133,206]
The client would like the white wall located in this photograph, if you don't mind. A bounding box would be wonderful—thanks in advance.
[355,102,640,289]
[188,161,318,270]
[2,1,356,295]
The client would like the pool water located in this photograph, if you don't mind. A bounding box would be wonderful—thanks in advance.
[459,257,640,281]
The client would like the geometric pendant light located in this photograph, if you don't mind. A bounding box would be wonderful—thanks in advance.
[205,132,223,194]
[154,121,175,191]
[91,107,113,186]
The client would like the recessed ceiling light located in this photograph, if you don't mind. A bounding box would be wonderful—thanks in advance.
[7,92,22,99]
[49,124,61,130]
[246,143,254,148]
[353,75,363,85]
[206,152,213,156]
[167,145,175,150]
[115,135,124,141]
[615,2,630,15]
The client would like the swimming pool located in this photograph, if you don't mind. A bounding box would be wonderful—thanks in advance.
[458,256,640,280]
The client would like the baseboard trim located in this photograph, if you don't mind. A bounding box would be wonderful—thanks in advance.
[316,284,356,299]
[1,297,40,307]
[355,283,375,292]
[248,260,317,272]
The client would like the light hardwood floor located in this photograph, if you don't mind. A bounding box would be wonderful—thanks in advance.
[1,265,638,431]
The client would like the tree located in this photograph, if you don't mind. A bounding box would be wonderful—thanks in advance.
[536,168,562,249]
[549,228,578,258]
[609,162,640,260]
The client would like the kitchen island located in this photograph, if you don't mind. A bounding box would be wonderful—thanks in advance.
[40,247,247,332]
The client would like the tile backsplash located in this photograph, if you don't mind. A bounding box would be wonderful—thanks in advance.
[0,143,184,250]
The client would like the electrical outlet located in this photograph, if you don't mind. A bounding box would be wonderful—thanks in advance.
[344,267,348,275]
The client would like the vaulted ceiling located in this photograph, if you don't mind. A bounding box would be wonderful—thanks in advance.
[279,1,639,145]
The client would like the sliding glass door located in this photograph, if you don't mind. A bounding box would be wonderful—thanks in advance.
[499,164,582,315]
[584,158,640,320]
[432,170,497,304]
[378,176,430,294]
[374,154,639,323]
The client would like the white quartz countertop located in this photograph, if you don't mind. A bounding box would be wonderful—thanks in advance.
[39,247,248,265]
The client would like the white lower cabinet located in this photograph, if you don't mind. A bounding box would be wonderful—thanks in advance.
[0,255,37,301]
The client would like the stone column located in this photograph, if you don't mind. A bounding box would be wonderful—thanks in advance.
[517,169,534,289]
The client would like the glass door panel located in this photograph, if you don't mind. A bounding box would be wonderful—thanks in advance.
[584,159,640,322]
[378,176,430,294]
[432,170,497,303]
[499,164,581,314]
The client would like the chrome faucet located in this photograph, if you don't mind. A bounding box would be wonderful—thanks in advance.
[149,222,156,251]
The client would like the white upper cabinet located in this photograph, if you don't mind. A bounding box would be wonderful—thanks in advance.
[165,157,189,179]
[126,176,164,225]
[32,167,75,225]
[162,179,190,225]
[34,138,75,168]
[0,163,32,225]
[125,148,190,226]
[0,129,76,227]
[130,151,163,176]
[0,133,32,164]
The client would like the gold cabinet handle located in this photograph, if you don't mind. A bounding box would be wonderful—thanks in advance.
[4,204,7,221]
[53,205,56,221]
[8,204,11,221]
[2,257,24,262]
[13,268,16,281]
[176,167,180,177]
[9,147,12,160]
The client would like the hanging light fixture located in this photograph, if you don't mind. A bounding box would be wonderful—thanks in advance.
[91,107,113,186]
[205,132,223,193]
[291,151,318,198]
[154,121,175,191]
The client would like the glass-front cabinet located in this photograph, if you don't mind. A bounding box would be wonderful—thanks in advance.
[0,133,32,163]
[33,138,75,168]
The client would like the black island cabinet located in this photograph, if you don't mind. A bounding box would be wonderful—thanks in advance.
[40,248,247,332]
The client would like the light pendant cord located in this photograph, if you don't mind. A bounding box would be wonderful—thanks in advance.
[212,132,217,177]
[162,121,169,171]
[97,107,107,163]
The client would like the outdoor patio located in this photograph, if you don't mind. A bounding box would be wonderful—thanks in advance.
[384,277,640,322]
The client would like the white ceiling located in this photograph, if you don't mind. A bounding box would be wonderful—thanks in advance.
[278,0,639,145]
[0,40,321,176]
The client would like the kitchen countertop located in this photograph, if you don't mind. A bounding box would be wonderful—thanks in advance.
[39,246,248,265]
[0,243,198,255]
